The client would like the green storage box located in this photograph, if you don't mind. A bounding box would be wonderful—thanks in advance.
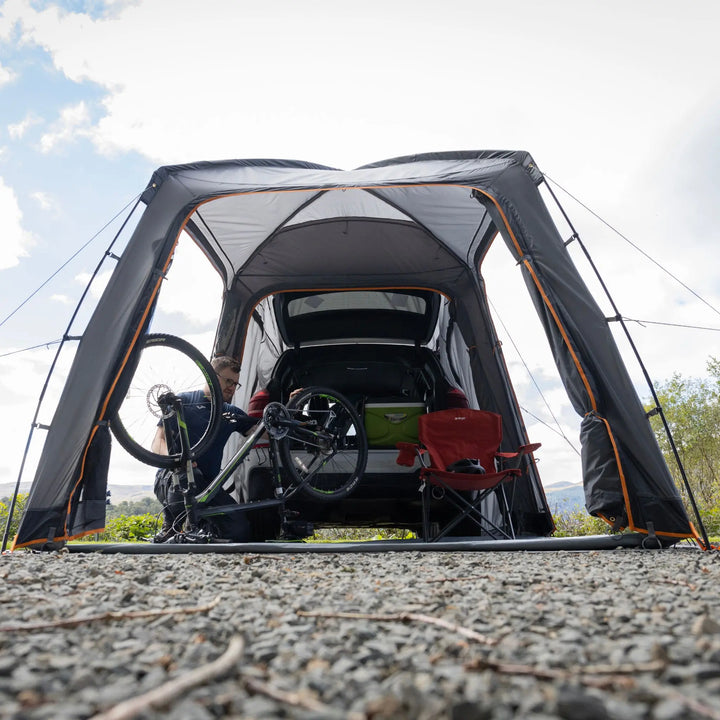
[364,403,425,447]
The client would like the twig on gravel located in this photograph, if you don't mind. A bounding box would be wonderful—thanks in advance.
[466,657,667,689]
[0,596,221,633]
[423,575,494,583]
[241,554,288,564]
[297,609,498,646]
[658,578,698,590]
[87,635,244,720]
[647,682,720,720]
[243,677,332,713]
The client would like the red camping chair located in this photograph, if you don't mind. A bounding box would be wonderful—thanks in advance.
[396,409,540,541]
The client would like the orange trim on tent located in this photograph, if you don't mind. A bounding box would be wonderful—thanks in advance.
[57,233,184,544]
[595,413,635,530]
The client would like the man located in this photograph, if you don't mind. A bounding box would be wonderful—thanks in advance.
[152,356,258,542]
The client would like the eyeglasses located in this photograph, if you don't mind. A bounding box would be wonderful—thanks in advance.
[218,375,240,389]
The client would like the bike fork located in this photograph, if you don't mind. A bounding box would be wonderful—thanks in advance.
[163,400,200,531]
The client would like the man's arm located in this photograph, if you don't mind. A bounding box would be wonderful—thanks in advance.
[151,426,168,455]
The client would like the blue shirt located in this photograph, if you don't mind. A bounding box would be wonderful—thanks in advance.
[165,389,257,481]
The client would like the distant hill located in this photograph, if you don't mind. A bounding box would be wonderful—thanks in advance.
[1,482,153,503]
[106,484,155,503]
[0,482,31,500]
[544,481,585,512]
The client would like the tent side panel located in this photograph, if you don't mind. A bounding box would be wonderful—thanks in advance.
[485,166,692,538]
[13,179,191,548]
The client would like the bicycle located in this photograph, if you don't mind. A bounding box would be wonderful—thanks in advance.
[110,333,368,542]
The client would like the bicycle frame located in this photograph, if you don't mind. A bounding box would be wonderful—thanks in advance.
[161,395,348,536]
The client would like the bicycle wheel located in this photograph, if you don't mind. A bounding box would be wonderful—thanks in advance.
[110,334,223,469]
[279,386,367,501]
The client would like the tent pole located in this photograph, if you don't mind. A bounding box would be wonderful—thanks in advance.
[2,197,143,553]
[541,177,712,549]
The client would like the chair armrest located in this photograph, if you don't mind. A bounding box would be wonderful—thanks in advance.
[496,442,541,470]
[396,442,421,467]
[497,442,541,460]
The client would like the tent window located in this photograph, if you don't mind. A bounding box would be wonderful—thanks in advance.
[287,291,427,317]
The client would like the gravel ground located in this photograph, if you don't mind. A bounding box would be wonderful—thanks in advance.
[2,545,720,720]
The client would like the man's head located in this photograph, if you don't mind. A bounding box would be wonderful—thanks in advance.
[211,356,241,403]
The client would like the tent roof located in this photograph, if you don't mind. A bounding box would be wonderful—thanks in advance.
[149,151,539,287]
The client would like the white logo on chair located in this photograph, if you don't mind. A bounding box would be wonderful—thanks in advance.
[384,412,408,424]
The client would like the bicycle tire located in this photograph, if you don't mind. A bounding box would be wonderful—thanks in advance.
[110,333,223,469]
[279,386,367,502]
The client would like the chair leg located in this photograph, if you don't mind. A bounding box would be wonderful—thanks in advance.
[421,481,431,541]
[498,485,516,539]
[432,484,514,541]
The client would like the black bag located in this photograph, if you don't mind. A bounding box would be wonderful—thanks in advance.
[446,458,486,474]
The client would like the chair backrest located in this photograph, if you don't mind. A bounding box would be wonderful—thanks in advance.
[418,409,503,472]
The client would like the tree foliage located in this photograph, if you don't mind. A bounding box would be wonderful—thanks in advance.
[650,357,720,528]
[0,492,28,543]
[106,495,162,521]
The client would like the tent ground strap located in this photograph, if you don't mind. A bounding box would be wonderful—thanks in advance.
[641,522,662,550]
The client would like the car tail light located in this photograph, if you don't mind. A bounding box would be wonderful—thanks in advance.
[446,387,469,409]
[247,388,270,418]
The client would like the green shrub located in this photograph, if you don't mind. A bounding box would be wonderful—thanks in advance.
[551,508,612,537]
[312,527,415,542]
[694,503,720,537]
[100,513,159,542]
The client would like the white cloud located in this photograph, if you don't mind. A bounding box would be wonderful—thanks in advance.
[50,293,72,304]
[0,176,35,270]
[30,190,57,212]
[8,113,42,140]
[75,268,112,298]
[153,234,223,328]
[0,344,76,490]
[39,101,92,152]
[0,61,16,87]
[1,0,715,171]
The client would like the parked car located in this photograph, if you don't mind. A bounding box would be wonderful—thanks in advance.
[230,287,471,540]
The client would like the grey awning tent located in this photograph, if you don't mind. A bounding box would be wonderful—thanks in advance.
[13,150,694,549]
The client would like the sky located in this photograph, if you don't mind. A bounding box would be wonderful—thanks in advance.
[1,0,719,497]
